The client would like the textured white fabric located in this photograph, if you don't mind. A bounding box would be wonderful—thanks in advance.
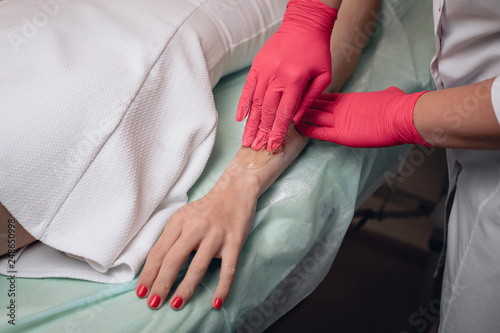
[429,1,500,332]
[0,0,286,283]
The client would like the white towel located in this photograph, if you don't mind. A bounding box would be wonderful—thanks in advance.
[0,0,286,283]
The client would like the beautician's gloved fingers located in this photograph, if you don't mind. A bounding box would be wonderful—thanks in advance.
[265,89,302,151]
[212,247,240,309]
[169,241,217,310]
[136,224,182,299]
[292,72,333,125]
[242,106,262,147]
[251,88,283,151]
[266,71,332,151]
[300,108,335,128]
[242,82,268,147]
[146,236,197,310]
[236,71,258,122]
[295,121,335,142]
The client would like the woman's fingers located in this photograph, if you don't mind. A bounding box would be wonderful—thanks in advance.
[136,221,182,299]
[146,234,199,310]
[137,194,254,311]
[169,238,220,310]
[212,245,240,309]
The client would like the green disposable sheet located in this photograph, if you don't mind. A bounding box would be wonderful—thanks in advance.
[0,0,435,331]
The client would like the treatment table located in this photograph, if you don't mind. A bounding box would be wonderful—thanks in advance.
[0,0,435,331]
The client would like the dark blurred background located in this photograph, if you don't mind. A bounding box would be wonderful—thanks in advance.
[266,146,448,333]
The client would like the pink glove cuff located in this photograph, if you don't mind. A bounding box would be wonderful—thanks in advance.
[394,90,432,146]
[281,0,338,43]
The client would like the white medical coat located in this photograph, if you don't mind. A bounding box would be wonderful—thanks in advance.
[430,0,500,332]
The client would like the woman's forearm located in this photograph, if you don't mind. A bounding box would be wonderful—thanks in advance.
[319,0,342,10]
[217,128,308,199]
[414,77,500,149]
[327,0,380,93]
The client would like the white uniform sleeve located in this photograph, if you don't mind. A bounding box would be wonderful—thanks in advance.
[492,76,500,125]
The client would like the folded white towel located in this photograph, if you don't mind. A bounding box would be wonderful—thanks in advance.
[0,0,286,283]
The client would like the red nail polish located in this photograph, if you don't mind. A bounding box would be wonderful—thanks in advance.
[136,285,148,298]
[214,298,223,309]
[171,296,183,309]
[148,294,161,308]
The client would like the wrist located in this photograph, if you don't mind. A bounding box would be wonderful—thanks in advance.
[281,0,338,42]
[413,91,439,147]
[318,0,342,9]
[389,89,432,146]
[406,91,432,146]
[211,160,261,200]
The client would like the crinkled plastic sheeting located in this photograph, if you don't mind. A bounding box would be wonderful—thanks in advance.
[0,0,435,331]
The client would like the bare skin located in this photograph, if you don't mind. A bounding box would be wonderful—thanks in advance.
[414,77,500,149]
[320,0,342,10]
[137,127,309,310]
[137,0,380,310]
[327,0,379,93]
[0,203,37,256]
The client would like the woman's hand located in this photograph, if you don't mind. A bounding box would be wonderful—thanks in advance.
[136,163,260,310]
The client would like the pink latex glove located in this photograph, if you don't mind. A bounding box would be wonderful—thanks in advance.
[236,0,338,152]
[295,87,432,147]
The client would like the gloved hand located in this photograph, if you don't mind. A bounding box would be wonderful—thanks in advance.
[236,0,338,152]
[295,87,432,147]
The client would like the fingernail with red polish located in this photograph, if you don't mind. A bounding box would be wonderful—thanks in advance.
[214,298,223,309]
[136,285,148,298]
[148,294,161,308]
[171,296,183,309]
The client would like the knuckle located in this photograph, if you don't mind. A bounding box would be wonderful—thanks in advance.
[243,81,255,92]
[262,105,277,117]
[189,261,207,275]
[252,97,263,107]
[177,284,194,299]
[217,284,232,297]
[163,257,179,269]
[149,247,166,262]
[256,127,271,137]
[190,218,210,233]
[140,270,157,282]
[320,69,332,82]
[229,234,245,246]
[325,72,332,83]
[154,280,171,294]
[276,111,293,122]
[212,228,225,241]
[287,70,305,84]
